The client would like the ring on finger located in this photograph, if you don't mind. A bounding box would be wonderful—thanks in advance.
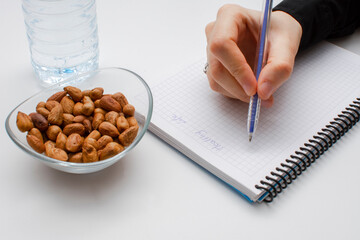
[203,62,209,74]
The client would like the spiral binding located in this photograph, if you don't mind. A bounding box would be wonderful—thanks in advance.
[255,98,360,203]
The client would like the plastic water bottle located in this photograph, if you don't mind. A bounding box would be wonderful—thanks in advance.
[22,0,99,85]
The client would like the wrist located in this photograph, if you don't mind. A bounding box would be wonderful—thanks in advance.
[271,10,302,54]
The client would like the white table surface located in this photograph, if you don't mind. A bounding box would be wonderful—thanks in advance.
[1,0,360,239]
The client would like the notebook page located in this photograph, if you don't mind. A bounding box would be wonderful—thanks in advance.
[139,42,360,201]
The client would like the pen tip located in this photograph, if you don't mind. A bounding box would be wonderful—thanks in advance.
[249,135,252,142]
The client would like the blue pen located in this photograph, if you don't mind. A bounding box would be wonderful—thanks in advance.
[247,0,273,142]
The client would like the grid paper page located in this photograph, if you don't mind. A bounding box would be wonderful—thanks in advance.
[141,42,360,201]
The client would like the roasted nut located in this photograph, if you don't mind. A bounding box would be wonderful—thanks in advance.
[82,118,92,134]
[82,96,95,116]
[26,134,45,153]
[62,113,74,126]
[86,130,101,140]
[36,102,46,109]
[119,126,138,146]
[44,140,56,153]
[46,125,62,141]
[47,91,67,102]
[116,115,129,132]
[17,86,138,163]
[73,102,84,116]
[99,142,124,160]
[123,104,135,116]
[82,142,98,163]
[126,116,138,128]
[112,92,128,108]
[56,132,67,150]
[65,133,84,152]
[68,152,83,163]
[90,87,104,101]
[97,149,103,158]
[46,147,68,161]
[42,132,49,143]
[94,99,101,108]
[48,104,63,126]
[16,111,34,132]
[92,112,104,130]
[97,135,113,150]
[82,89,91,97]
[60,96,75,114]
[63,123,86,136]
[94,107,107,115]
[73,115,87,123]
[29,128,44,143]
[98,121,120,137]
[36,102,50,118]
[29,112,48,132]
[83,137,99,150]
[36,107,50,118]
[45,140,68,161]
[99,95,122,112]
[45,100,60,111]
[64,86,83,102]
[105,111,119,126]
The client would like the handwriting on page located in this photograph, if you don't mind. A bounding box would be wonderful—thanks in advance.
[168,112,223,151]
[148,71,227,153]
[194,130,224,151]
[170,113,186,124]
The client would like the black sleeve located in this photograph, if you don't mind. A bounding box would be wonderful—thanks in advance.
[273,0,360,50]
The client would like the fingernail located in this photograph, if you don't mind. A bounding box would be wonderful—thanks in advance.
[243,82,255,96]
[259,82,274,99]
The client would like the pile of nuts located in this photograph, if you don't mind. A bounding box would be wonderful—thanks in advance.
[16,86,138,163]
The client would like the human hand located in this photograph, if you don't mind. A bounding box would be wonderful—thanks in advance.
[205,4,302,107]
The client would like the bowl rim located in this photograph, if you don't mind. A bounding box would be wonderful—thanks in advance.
[5,67,153,167]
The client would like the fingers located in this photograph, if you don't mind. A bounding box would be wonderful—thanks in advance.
[257,11,302,100]
[205,6,301,107]
[205,21,215,44]
[207,55,250,101]
[205,14,251,102]
[257,32,295,100]
[257,37,297,100]
[206,51,274,107]
[207,77,237,99]
[257,26,297,100]
[207,5,257,96]
[257,58,293,100]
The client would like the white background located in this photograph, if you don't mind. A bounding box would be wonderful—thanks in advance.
[1,0,360,239]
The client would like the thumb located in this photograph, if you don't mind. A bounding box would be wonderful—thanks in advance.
[257,42,296,100]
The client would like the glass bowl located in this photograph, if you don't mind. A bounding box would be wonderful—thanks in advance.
[6,67,153,174]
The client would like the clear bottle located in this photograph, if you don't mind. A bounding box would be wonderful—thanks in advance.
[22,0,99,85]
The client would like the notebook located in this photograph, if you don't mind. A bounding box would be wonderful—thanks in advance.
[135,42,360,202]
